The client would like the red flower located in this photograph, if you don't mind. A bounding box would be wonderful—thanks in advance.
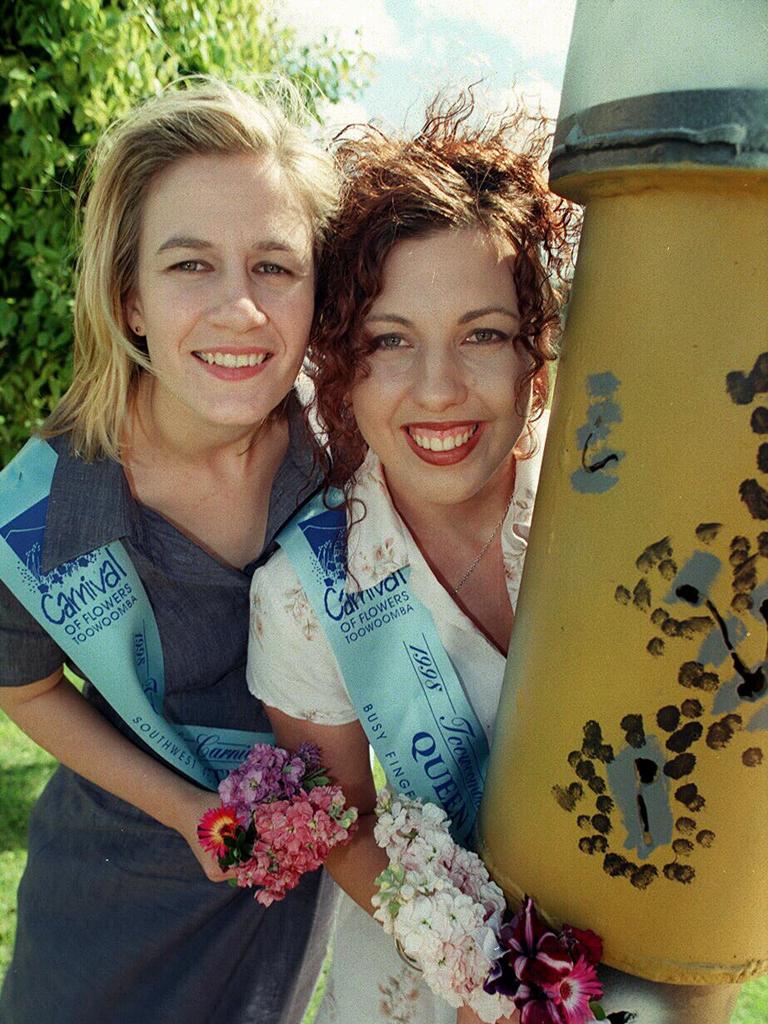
[562,925,603,967]
[514,986,561,1024]
[501,897,573,988]
[197,805,241,857]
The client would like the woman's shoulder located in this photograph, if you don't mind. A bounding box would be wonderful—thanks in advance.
[250,542,302,596]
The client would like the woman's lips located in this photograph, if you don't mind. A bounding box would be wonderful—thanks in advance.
[402,421,483,465]
[193,348,273,381]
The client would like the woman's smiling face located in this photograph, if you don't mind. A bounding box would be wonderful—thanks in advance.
[126,152,315,437]
[350,227,531,508]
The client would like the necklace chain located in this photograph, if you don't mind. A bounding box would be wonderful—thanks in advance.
[452,494,514,594]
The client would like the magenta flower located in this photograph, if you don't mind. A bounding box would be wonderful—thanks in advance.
[543,958,603,1024]
[196,805,240,857]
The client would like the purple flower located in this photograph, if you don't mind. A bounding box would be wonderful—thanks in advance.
[218,743,306,817]
[297,742,322,774]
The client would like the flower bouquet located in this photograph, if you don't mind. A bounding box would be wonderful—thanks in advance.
[372,789,633,1024]
[197,742,357,906]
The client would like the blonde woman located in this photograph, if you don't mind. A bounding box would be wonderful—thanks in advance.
[0,81,337,1023]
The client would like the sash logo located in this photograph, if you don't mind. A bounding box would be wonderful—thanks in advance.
[298,506,347,586]
[1,495,49,581]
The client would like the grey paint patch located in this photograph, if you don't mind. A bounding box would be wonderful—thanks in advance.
[571,372,625,494]
[663,551,721,606]
[698,617,746,667]
[606,733,673,859]
[746,702,768,732]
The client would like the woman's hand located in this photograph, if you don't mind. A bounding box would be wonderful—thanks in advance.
[172,786,239,883]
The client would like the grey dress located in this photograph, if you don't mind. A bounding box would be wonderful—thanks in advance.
[0,401,336,1024]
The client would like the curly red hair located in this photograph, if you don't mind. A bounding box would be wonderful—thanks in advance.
[309,93,579,492]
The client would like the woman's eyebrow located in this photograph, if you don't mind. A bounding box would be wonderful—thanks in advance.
[156,235,213,254]
[365,313,413,326]
[155,235,300,255]
[365,306,520,327]
[458,305,519,323]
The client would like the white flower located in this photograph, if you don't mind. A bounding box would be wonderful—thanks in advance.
[372,789,512,1021]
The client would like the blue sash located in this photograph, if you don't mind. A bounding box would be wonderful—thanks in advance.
[0,438,272,791]
[278,492,489,845]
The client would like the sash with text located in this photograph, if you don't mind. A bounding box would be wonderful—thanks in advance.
[0,438,271,791]
[279,493,489,845]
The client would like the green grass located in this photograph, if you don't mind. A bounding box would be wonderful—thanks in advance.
[0,711,56,978]
[1,711,767,1021]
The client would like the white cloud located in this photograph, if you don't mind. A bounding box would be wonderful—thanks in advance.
[415,0,576,59]
[276,0,402,56]
[514,73,562,120]
[314,95,372,140]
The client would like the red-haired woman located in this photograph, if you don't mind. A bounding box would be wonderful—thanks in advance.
[246,97,570,1024]
[246,95,742,1024]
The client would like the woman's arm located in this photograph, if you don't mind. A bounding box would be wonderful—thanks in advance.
[0,669,232,882]
[267,708,521,1024]
[265,704,387,913]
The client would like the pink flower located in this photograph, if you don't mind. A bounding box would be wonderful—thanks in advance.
[543,958,603,1024]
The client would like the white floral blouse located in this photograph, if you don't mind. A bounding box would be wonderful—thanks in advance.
[247,415,546,739]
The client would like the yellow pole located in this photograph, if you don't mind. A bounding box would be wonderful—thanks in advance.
[478,2,768,986]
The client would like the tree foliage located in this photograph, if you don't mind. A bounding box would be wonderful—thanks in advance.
[0,0,369,465]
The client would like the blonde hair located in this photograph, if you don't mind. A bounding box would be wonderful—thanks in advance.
[42,78,339,461]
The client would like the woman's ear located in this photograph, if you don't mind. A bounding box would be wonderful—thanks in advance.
[124,292,145,337]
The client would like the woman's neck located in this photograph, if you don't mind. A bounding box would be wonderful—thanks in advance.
[385,458,517,653]
[385,457,517,556]
[125,375,273,469]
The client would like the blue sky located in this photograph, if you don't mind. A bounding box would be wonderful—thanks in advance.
[279,0,577,132]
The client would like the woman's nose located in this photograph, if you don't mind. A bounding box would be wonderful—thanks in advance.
[410,348,469,411]
[208,275,269,332]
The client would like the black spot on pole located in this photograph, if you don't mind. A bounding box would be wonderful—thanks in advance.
[675,783,705,811]
[666,722,703,753]
[676,584,701,605]
[634,758,658,784]
[751,407,768,433]
[621,714,646,748]
[695,523,722,544]
[740,479,768,520]
[664,753,696,779]
[656,705,680,732]
[680,698,704,718]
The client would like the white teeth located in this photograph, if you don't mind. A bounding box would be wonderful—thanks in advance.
[409,425,478,452]
[195,351,267,367]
